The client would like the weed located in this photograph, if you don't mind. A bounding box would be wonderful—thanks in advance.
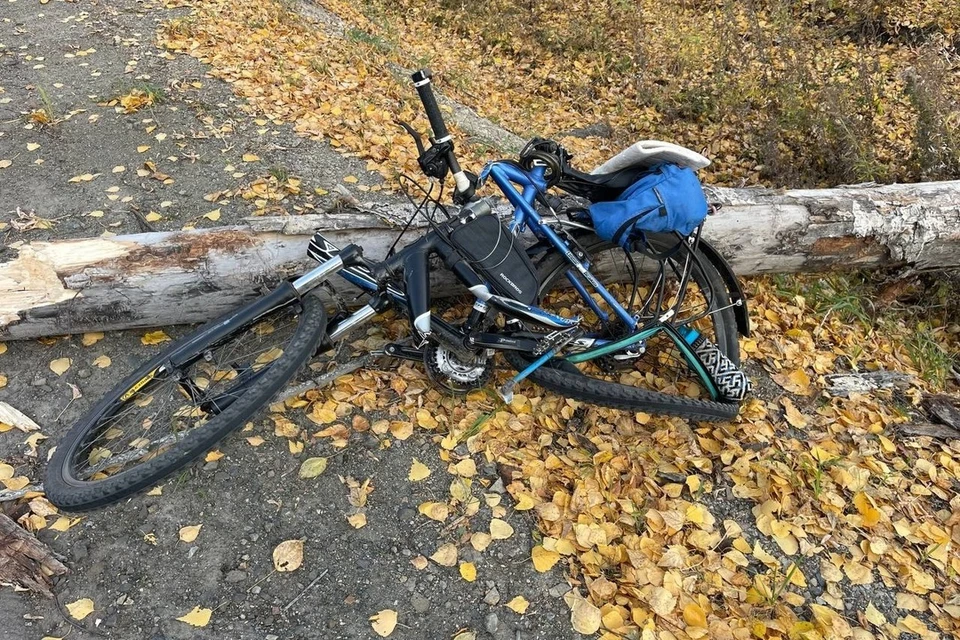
[345,27,393,53]
[29,87,56,126]
[268,165,291,183]
[905,325,954,388]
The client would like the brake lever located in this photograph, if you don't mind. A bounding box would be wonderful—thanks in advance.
[396,120,426,156]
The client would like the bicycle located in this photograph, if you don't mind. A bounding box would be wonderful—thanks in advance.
[45,69,751,510]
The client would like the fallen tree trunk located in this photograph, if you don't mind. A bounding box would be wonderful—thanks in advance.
[2,180,959,340]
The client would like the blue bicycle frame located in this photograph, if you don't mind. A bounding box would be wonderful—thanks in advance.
[304,159,719,400]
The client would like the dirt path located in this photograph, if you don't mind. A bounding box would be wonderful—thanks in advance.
[0,1,579,638]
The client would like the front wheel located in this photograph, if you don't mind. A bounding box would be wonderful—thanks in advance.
[45,291,327,511]
[507,234,743,421]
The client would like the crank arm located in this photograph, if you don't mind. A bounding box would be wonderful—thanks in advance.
[382,343,424,361]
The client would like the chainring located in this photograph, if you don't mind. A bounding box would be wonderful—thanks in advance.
[423,342,493,394]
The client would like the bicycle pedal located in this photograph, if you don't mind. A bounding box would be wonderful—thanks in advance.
[533,326,583,356]
[498,382,515,404]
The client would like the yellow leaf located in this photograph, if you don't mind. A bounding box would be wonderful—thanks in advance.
[204,450,223,463]
[203,209,221,221]
[0,160,12,169]
[683,602,707,628]
[416,409,438,429]
[0,463,12,479]
[49,358,71,375]
[246,436,265,447]
[299,457,329,478]
[273,539,304,572]
[66,598,95,620]
[389,421,413,440]
[854,492,881,527]
[418,501,449,522]
[506,596,529,614]
[531,545,560,572]
[137,145,150,153]
[0,344,6,355]
[0,375,6,389]
[179,524,202,543]
[459,562,477,582]
[369,609,398,637]
[471,532,492,552]
[647,586,677,617]
[430,543,458,567]
[141,330,171,345]
[242,154,260,162]
[568,593,601,634]
[27,142,41,151]
[176,606,212,627]
[490,518,514,540]
[93,355,111,368]
[348,512,367,528]
[408,459,431,481]
[411,555,429,571]
[343,175,359,183]
[864,602,886,626]
[453,458,476,477]
[145,212,162,222]
[147,486,163,496]
[112,165,126,173]
[513,493,536,510]
[49,516,80,532]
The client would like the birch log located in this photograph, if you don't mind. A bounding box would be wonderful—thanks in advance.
[1,180,959,340]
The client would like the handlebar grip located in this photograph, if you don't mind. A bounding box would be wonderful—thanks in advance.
[411,69,450,141]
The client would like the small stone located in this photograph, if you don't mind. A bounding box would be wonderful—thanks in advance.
[203,461,219,471]
[224,570,247,583]
[77,369,91,379]
[249,533,260,542]
[484,586,500,606]
[31,377,46,387]
[251,586,261,595]
[485,612,499,634]
[489,478,505,494]
[548,583,570,598]
[411,592,430,614]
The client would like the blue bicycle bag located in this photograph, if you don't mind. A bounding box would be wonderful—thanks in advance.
[587,163,709,248]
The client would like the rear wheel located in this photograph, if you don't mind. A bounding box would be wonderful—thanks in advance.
[45,292,327,511]
[507,234,742,421]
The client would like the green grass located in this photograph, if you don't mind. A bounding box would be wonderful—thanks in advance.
[773,274,873,326]
[905,325,954,388]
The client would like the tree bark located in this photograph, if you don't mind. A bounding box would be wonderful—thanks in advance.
[0,513,68,598]
[1,181,959,340]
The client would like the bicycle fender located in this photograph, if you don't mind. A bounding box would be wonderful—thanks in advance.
[697,239,750,338]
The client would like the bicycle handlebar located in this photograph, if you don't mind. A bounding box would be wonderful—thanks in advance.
[411,69,450,142]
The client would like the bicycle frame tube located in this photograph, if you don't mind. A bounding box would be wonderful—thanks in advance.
[481,162,638,329]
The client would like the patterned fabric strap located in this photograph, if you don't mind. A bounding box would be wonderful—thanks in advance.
[690,335,752,402]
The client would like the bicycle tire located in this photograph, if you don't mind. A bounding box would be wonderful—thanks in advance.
[45,293,327,511]
[507,234,741,421]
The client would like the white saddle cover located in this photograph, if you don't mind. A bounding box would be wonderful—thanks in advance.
[592,140,711,174]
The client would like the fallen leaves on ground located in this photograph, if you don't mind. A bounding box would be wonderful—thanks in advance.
[65,598,95,620]
[429,543,458,567]
[273,539,304,572]
[177,606,212,627]
[178,524,202,543]
[141,330,171,345]
[506,595,530,614]
[369,609,398,637]
[299,456,328,478]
